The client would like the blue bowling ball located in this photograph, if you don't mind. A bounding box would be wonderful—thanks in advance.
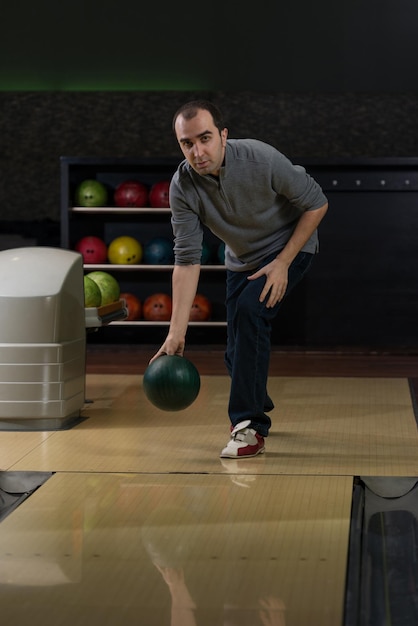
[218,242,225,264]
[201,240,212,264]
[144,237,174,265]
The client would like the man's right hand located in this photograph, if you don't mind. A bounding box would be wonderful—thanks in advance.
[149,336,185,364]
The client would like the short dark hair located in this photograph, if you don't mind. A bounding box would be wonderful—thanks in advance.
[172,100,225,134]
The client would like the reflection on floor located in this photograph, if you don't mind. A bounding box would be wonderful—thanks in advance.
[0,371,418,625]
[0,472,352,625]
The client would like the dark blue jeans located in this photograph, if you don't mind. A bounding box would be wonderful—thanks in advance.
[224,250,314,437]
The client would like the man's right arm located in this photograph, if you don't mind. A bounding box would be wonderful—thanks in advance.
[150,264,201,362]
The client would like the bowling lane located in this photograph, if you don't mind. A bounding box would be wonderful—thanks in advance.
[8,375,418,477]
[0,472,353,626]
[0,431,56,471]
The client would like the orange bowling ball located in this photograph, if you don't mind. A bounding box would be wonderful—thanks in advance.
[143,293,172,321]
[120,292,142,321]
[190,294,212,321]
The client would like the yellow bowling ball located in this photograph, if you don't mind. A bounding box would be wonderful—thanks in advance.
[108,236,143,265]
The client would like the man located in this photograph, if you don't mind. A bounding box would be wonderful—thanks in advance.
[151,100,328,459]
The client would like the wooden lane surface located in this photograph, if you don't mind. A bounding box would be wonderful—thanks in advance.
[1,361,418,626]
[3,375,418,477]
[0,472,353,626]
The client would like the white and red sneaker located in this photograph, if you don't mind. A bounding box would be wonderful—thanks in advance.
[220,420,265,458]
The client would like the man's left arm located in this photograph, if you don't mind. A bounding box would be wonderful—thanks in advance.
[248,202,328,308]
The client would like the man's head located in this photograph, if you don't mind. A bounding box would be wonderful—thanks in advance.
[173,100,228,177]
[172,100,225,134]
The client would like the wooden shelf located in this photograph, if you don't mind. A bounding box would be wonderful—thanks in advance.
[61,157,228,342]
[84,263,226,271]
[110,320,227,327]
[71,207,171,214]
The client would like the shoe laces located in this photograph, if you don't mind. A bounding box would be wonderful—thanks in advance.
[232,427,254,442]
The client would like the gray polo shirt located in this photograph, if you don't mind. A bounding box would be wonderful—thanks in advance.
[169,138,327,272]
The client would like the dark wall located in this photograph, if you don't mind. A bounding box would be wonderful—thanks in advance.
[1,91,418,223]
[1,1,418,351]
[1,0,418,223]
[2,0,418,92]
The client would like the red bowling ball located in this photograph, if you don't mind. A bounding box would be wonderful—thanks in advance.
[75,236,108,264]
[149,180,170,208]
[114,180,149,208]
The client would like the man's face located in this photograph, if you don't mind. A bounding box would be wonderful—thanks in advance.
[174,109,228,177]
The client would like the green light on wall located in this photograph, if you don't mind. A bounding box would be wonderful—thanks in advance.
[0,78,209,91]
[0,65,211,91]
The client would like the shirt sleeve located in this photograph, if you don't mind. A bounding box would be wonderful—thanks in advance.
[169,170,204,265]
[269,148,328,211]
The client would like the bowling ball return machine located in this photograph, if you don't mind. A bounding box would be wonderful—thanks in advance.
[0,247,126,430]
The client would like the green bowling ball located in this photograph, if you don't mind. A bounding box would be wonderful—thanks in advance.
[143,355,201,411]
[75,179,108,207]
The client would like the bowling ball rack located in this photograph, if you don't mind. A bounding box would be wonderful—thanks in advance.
[85,300,128,329]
